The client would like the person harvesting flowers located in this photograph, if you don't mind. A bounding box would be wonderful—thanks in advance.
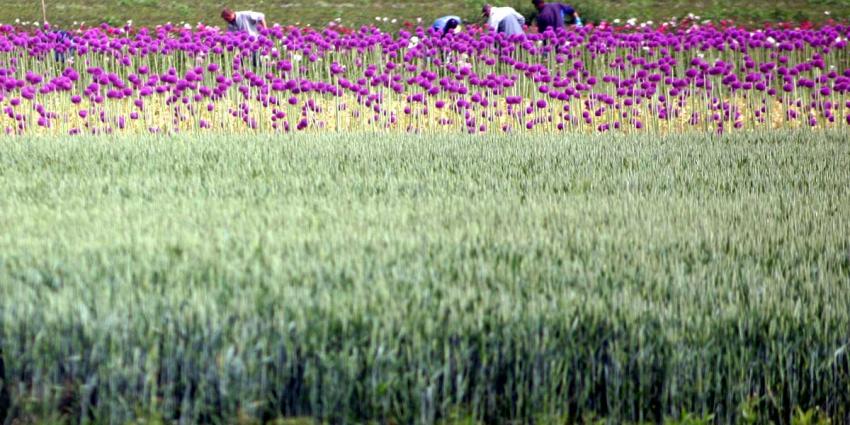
[531,0,582,32]
[222,8,266,68]
[482,4,525,35]
[221,8,267,37]
[432,16,462,36]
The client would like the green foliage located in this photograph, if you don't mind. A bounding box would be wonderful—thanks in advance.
[738,395,761,425]
[0,131,849,424]
[791,407,831,425]
[664,411,714,425]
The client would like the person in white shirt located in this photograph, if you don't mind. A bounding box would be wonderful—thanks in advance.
[221,8,267,37]
[482,4,525,35]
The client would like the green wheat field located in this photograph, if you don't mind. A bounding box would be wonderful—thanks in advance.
[0,131,849,424]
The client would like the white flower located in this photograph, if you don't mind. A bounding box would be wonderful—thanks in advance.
[391,19,397,23]
[292,53,302,62]
[613,18,621,24]
[416,17,422,23]
[382,17,389,22]
[184,23,192,29]
[766,36,776,45]
[375,17,381,21]
[15,18,20,23]
[825,11,831,15]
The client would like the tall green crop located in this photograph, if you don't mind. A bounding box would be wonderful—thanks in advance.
[0,130,849,424]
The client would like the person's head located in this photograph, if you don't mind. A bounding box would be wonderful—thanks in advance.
[481,4,492,18]
[221,8,236,23]
[532,0,545,10]
[443,18,460,35]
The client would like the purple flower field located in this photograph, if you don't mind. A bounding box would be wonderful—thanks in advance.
[2,20,850,135]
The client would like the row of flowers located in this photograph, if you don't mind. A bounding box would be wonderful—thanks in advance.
[1,19,849,135]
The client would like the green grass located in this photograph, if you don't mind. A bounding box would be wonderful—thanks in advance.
[5,0,849,30]
[0,131,849,424]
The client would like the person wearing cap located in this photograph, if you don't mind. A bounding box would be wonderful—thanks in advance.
[433,16,463,35]
[482,4,525,35]
[531,0,582,32]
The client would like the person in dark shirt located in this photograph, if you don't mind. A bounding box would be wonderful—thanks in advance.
[531,0,581,32]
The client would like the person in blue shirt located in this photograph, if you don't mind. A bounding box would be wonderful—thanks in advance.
[53,30,75,63]
[561,6,582,26]
[433,16,462,35]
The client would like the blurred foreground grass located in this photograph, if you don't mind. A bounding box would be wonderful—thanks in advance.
[0,131,849,424]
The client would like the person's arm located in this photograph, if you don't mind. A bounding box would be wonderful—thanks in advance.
[565,7,582,26]
[256,13,267,30]
[561,5,582,26]
[487,14,499,30]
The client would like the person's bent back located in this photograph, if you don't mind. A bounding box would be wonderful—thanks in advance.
[532,0,580,32]
[433,16,463,35]
[221,8,267,37]
[482,4,525,35]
